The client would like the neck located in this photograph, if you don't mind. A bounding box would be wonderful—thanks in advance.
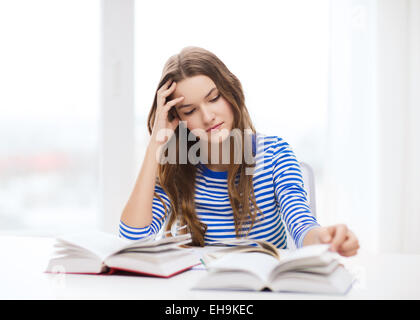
[199,140,231,169]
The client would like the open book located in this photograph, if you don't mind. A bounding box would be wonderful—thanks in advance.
[194,244,354,294]
[45,231,200,278]
[200,238,284,264]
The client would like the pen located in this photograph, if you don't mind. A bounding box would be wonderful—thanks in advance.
[199,258,207,269]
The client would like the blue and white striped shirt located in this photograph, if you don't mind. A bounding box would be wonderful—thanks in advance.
[119,133,319,248]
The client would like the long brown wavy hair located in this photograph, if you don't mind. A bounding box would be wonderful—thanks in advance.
[147,46,263,246]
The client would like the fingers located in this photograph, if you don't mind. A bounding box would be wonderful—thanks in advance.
[337,231,360,257]
[164,96,184,110]
[328,224,348,252]
[157,79,174,94]
[162,80,176,96]
[156,80,185,119]
[314,224,360,257]
[338,231,358,251]
[157,79,177,106]
[338,249,358,257]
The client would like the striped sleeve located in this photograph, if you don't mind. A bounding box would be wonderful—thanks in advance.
[271,137,320,248]
[119,178,172,241]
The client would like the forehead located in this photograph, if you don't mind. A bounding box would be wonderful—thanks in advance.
[173,75,216,98]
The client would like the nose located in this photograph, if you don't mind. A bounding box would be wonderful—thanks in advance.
[201,105,215,124]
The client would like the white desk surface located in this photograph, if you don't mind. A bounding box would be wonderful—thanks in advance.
[1,235,419,300]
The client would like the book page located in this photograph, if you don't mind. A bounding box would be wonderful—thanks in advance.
[56,232,193,261]
[56,231,130,260]
[202,239,284,262]
[121,238,193,253]
[118,233,192,251]
[206,252,279,283]
[276,244,331,263]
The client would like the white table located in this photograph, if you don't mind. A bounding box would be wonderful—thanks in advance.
[1,235,420,299]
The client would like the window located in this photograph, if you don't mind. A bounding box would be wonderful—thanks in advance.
[0,0,100,235]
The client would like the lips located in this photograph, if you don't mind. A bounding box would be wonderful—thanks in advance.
[207,122,223,132]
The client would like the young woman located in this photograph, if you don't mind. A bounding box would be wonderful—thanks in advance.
[119,46,359,257]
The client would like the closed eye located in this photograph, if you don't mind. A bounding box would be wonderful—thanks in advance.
[210,94,220,102]
[183,95,220,116]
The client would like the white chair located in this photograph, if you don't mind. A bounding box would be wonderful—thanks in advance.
[300,162,317,218]
[285,161,317,249]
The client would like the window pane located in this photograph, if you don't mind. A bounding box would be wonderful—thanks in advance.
[0,0,100,235]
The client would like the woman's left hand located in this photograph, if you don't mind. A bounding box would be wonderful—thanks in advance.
[304,224,360,257]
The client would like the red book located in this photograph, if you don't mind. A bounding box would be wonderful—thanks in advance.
[45,231,200,278]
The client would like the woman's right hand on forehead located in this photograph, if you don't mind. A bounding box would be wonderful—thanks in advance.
[151,79,184,145]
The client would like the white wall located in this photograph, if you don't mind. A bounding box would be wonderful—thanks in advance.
[377,0,420,254]
[326,0,379,251]
[328,0,420,254]
[403,0,420,253]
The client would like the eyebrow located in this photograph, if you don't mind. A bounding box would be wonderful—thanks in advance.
[177,87,217,109]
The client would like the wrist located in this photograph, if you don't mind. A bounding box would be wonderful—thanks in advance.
[302,226,322,247]
[147,139,165,160]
